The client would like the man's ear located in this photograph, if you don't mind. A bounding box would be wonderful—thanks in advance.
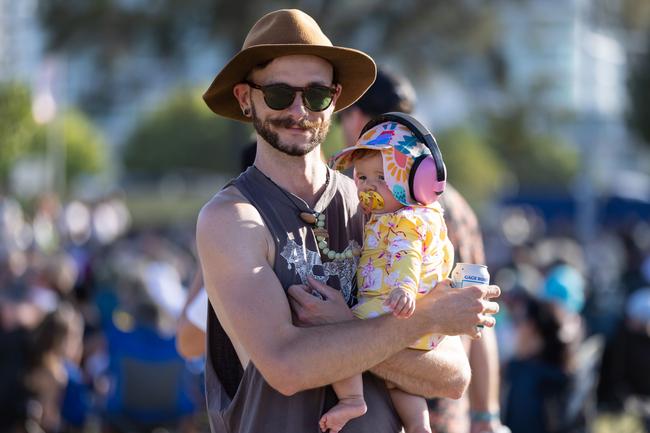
[233,83,251,113]
[331,83,343,107]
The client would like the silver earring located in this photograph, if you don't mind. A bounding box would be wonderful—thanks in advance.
[243,108,251,117]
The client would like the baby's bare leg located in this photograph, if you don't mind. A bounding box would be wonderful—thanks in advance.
[318,375,367,433]
[389,386,432,433]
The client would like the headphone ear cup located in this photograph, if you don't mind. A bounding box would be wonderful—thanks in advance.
[410,156,446,205]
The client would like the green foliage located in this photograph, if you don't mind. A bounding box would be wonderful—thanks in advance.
[62,111,107,179]
[0,83,107,189]
[603,0,650,33]
[29,110,108,183]
[436,126,506,207]
[122,89,238,176]
[0,83,39,183]
[486,106,579,191]
[37,1,498,112]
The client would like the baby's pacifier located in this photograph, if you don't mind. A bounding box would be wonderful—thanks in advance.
[358,190,385,212]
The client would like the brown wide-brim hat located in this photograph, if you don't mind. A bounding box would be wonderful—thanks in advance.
[203,9,377,122]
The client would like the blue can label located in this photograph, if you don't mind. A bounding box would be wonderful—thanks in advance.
[451,263,490,288]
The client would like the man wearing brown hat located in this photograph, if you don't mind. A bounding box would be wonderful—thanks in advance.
[196,9,500,433]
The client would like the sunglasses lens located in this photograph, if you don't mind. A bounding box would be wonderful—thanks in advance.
[304,86,333,111]
[263,84,296,110]
[257,83,334,111]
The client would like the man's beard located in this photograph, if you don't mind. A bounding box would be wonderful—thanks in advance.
[251,103,330,156]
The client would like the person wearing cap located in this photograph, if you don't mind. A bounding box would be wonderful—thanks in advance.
[339,68,417,150]
[196,9,500,433]
[323,118,455,433]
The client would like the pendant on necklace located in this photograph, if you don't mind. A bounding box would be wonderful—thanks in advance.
[300,212,317,225]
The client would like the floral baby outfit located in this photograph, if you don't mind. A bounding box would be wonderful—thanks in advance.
[353,202,453,349]
[332,120,455,350]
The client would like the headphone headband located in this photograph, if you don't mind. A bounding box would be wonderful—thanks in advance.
[358,112,446,202]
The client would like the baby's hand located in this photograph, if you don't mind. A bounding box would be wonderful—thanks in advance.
[384,288,415,318]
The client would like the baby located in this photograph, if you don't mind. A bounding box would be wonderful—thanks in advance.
[321,116,454,433]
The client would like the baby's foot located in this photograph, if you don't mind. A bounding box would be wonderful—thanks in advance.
[319,398,367,433]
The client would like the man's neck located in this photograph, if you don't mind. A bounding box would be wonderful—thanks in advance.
[253,142,329,207]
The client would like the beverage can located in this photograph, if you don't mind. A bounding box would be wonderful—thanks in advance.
[451,263,490,288]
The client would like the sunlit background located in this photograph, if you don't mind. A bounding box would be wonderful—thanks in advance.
[2,1,650,433]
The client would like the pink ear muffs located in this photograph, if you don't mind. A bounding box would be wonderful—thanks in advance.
[410,156,446,205]
[359,112,447,206]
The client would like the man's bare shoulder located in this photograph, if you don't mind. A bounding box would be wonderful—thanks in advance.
[198,185,261,226]
[196,185,269,253]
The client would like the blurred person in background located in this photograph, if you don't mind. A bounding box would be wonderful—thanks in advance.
[598,287,650,432]
[0,280,39,433]
[26,302,86,433]
[25,252,79,312]
[176,271,209,360]
[0,296,86,433]
[498,236,600,433]
[503,294,577,433]
[196,8,499,433]
[338,66,505,433]
[538,261,587,350]
[99,259,198,433]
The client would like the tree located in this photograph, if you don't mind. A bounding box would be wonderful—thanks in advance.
[0,82,108,193]
[0,83,38,185]
[485,104,579,191]
[436,126,507,208]
[29,110,108,184]
[37,1,498,113]
[0,83,107,194]
[122,88,239,177]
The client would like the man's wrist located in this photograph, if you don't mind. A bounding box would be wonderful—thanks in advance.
[470,410,500,423]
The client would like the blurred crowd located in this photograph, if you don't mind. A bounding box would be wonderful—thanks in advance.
[2,188,650,433]
[0,193,204,433]
[487,206,650,433]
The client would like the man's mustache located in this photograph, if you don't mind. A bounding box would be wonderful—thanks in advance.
[268,117,320,129]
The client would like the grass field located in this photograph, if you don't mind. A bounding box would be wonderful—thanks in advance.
[594,413,646,433]
[123,175,227,227]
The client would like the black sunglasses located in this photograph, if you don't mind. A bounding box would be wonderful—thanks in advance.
[245,81,337,112]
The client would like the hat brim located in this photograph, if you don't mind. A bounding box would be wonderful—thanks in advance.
[203,44,377,122]
[329,142,391,171]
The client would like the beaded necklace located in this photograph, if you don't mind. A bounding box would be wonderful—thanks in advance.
[254,166,360,261]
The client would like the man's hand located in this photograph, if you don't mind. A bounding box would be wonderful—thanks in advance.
[384,288,415,318]
[422,279,500,339]
[288,276,355,326]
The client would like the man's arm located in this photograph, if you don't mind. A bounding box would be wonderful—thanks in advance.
[176,270,206,359]
[289,278,472,399]
[466,328,503,433]
[371,337,470,399]
[197,189,499,396]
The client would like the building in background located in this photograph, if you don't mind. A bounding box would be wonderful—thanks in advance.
[0,0,43,83]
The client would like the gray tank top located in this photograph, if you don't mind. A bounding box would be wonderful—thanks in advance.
[205,166,401,433]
